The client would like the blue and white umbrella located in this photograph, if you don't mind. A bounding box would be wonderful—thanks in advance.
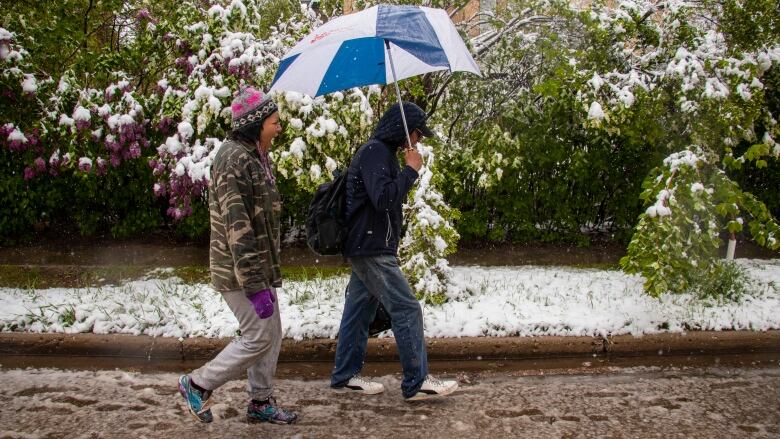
[270,4,481,97]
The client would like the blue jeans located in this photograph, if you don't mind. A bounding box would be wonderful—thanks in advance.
[330,255,428,398]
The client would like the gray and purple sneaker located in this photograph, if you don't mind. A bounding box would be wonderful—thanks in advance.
[246,397,298,424]
[178,375,213,423]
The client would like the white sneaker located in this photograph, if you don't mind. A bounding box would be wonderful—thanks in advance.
[405,375,458,401]
[337,375,385,395]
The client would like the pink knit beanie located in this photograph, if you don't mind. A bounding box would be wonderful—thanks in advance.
[230,86,278,130]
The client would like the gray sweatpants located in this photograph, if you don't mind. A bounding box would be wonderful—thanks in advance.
[190,289,282,401]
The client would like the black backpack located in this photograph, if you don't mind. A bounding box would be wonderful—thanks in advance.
[306,155,394,336]
[306,168,349,255]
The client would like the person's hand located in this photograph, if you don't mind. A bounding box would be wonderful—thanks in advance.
[248,289,276,319]
[405,147,422,172]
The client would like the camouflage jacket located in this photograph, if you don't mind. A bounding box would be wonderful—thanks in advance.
[209,138,282,294]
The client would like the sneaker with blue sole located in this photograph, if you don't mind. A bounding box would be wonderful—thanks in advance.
[246,397,298,424]
[178,375,213,423]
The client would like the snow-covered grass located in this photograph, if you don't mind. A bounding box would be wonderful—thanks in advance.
[0,260,778,340]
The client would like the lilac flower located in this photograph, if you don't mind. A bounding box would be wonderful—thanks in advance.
[78,157,92,173]
[23,167,35,180]
[136,8,154,22]
[7,127,28,151]
[157,116,173,133]
[128,143,141,158]
[96,157,108,176]
[48,156,61,170]
[34,157,46,172]
[153,183,167,197]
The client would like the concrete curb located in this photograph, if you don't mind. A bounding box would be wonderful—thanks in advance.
[1,330,779,363]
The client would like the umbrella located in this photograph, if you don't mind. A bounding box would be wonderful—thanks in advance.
[269,3,481,147]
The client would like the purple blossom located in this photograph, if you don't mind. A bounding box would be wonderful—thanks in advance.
[78,159,92,173]
[136,8,152,21]
[105,137,121,152]
[154,183,167,197]
[34,157,45,172]
[96,158,107,176]
[128,143,141,158]
[23,167,35,180]
[157,117,174,134]
[167,206,185,220]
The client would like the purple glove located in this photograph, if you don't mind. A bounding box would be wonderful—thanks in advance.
[248,289,276,319]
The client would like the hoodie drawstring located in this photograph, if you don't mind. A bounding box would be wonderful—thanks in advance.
[385,212,392,247]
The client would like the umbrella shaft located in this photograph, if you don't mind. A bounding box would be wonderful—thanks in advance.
[384,40,413,150]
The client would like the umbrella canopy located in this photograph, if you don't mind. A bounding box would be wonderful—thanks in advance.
[269,4,481,97]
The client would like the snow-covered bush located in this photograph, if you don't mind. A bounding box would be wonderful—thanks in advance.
[399,142,461,304]
[621,147,780,297]
[147,1,463,299]
[274,86,379,189]
[437,0,780,296]
[151,0,320,218]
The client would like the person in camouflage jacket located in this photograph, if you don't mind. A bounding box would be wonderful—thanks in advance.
[177,87,298,425]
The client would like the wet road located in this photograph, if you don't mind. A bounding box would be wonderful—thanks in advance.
[1,363,778,438]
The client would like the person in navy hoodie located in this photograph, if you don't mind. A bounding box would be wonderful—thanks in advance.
[330,101,459,401]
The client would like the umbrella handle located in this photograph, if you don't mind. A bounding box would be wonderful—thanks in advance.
[384,40,414,151]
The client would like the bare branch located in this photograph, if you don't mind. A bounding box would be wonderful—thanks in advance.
[448,0,474,19]
[473,14,559,57]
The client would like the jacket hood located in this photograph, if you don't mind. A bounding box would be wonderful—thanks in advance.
[371,101,430,149]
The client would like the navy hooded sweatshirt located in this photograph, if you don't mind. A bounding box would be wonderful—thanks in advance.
[342,102,428,257]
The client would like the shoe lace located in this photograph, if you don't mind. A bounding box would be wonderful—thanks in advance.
[352,374,372,386]
[197,391,213,415]
[425,375,444,386]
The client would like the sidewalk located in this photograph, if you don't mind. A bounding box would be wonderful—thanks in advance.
[2,330,779,363]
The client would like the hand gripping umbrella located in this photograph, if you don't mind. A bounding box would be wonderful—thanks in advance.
[269,3,481,148]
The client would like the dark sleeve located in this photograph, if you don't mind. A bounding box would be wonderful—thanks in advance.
[359,144,418,212]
